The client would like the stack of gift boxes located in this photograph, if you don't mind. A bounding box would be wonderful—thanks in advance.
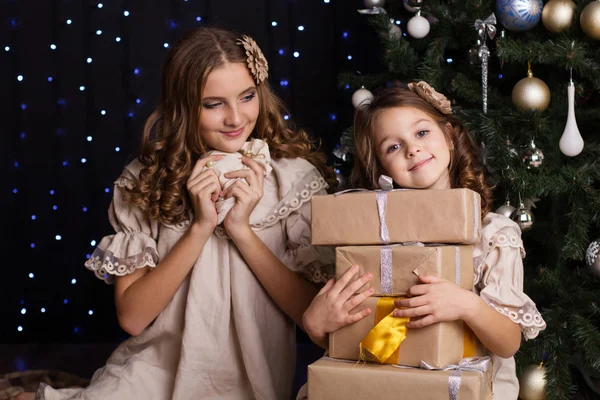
[308,188,493,399]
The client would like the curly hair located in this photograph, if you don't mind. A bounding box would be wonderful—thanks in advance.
[123,27,333,226]
[351,83,493,217]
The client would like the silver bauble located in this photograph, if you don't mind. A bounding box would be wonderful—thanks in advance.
[511,202,534,232]
[496,200,517,218]
[333,146,349,162]
[334,168,347,190]
[521,140,544,169]
[586,239,600,277]
[469,40,483,65]
[404,0,424,12]
[364,0,385,8]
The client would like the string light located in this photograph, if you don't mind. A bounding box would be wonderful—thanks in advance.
[8,0,354,343]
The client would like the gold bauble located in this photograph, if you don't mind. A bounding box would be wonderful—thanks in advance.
[542,0,576,32]
[519,364,548,400]
[512,70,551,111]
[580,1,600,40]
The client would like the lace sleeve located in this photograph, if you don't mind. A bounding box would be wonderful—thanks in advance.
[280,184,335,284]
[475,226,546,340]
[84,169,159,284]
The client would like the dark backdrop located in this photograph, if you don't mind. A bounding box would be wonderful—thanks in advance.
[1,0,383,343]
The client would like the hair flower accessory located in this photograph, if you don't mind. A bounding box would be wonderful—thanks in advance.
[237,35,269,84]
[408,81,452,115]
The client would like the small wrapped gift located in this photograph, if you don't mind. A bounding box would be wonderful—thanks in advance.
[308,357,492,400]
[336,244,474,296]
[203,138,272,225]
[311,186,481,246]
[329,296,481,368]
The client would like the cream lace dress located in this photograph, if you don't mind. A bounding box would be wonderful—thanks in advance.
[473,212,546,399]
[38,155,335,400]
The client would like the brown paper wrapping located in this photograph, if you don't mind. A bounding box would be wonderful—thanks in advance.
[329,297,481,368]
[336,245,474,296]
[311,188,481,246]
[308,358,492,400]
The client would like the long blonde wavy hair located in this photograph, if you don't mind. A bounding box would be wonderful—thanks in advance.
[351,84,493,217]
[124,27,333,225]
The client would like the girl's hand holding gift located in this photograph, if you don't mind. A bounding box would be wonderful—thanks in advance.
[302,265,374,348]
[222,156,265,238]
[186,154,224,232]
[393,274,478,328]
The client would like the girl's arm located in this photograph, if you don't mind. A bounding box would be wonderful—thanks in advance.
[394,274,521,358]
[114,222,214,336]
[114,155,222,336]
[461,292,522,358]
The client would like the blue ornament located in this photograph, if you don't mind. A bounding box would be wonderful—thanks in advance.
[495,0,543,32]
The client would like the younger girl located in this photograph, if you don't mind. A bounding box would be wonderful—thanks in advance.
[302,82,547,399]
[29,27,335,400]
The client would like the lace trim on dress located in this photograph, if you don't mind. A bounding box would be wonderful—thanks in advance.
[298,262,334,284]
[214,173,328,239]
[114,171,137,190]
[487,302,546,340]
[474,232,526,286]
[84,246,159,285]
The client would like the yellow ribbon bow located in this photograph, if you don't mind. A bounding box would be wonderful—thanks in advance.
[360,297,478,364]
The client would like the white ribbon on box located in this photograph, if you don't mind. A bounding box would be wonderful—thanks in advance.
[335,175,480,245]
[378,244,462,295]
[319,355,491,400]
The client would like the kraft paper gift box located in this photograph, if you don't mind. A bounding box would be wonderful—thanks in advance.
[307,357,492,400]
[335,244,474,296]
[311,188,481,246]
[329,296,481,368]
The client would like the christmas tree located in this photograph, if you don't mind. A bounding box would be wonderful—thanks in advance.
[335,0,600,398]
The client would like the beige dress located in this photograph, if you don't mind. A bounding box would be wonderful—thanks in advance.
[38,156,335,400]
[296,212,547,400]
[473,212,546,399]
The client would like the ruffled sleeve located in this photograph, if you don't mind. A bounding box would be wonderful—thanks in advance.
[474,214,546,340]
[84,161,160,284]
[272,158,335,284]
